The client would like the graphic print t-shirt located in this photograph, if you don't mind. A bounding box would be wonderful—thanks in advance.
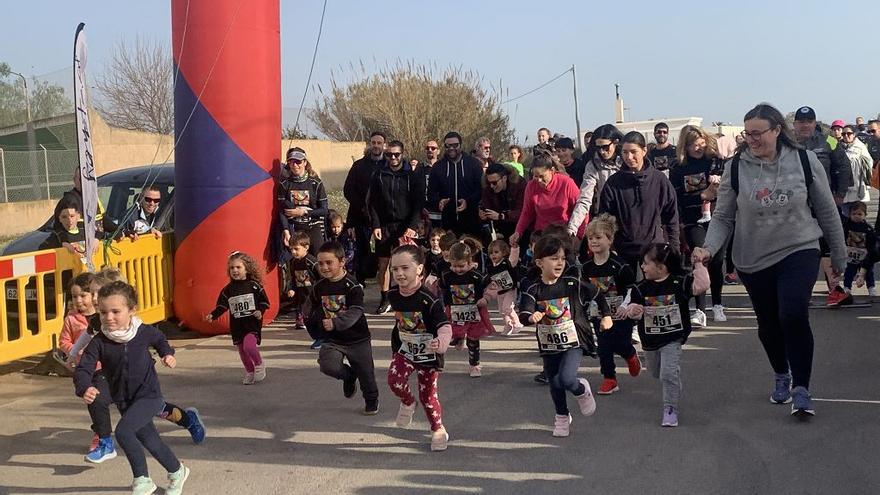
[309,274,370,345]
[389,286,449,369]
[439,270,488,325]
[631,274,693,351]
[581,254,635,320]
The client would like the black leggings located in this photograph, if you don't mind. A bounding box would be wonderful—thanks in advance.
[115,398,181,478]
[683,223,724,310]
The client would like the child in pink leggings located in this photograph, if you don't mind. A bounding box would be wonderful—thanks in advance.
[206,251,270,385]
[485,239,523,335]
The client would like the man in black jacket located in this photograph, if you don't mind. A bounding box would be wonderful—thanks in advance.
[343,131,386,283]
[368,140,425,313]
[427,131,484,236]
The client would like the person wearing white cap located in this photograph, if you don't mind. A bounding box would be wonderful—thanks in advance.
[277,147,329,256]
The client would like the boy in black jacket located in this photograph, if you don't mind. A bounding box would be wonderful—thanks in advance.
[307,241,379,415]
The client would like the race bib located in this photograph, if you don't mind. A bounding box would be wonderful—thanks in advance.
[398,332,436,363]
[644,304,683,334]
[607,295,624,317]
[491,271,515,291]
[847,246,867,264]
[537,319,579,351]
[229,293,256,319]
[451,304,479,324]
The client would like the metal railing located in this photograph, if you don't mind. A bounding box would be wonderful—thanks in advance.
[0,148,77,203]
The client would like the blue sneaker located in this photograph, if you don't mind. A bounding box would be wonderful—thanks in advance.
[84,436,117,463]
[770,373,792,404]
[310,339,323,350]
[184,407,206,444]
[791,386,815,418]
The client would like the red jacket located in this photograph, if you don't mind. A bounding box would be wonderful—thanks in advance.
[516,173,582,235]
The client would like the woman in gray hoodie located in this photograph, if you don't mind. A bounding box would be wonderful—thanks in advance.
[694,103,846,419]
[567,124,625,237]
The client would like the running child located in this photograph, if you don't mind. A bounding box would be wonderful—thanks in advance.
[387,245,452,451]
[485,238,523,335]
[327,210,357,276]
[839,201,877,302]
[74,281,190,495]
[206,251,270,385]
[580,214,641,395]
[307,241,379,415]
[425,231,456,295]
[624,243,709,427]
[438,240,494,377]
[519,235,612,437]
[287,231,320,343]
[424,228,446,288]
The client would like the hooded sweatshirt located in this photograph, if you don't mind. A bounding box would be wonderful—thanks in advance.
[567,155,624,235]
[427,154,484,234]
[368,162,426,233]
[703,146,847,274]
[515,172,581,234]
[598,162,680,260]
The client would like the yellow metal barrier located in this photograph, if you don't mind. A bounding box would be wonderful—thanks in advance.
[0,234,174,364]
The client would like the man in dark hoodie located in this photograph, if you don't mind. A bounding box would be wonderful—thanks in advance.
[368,140,425,314]
[599,131,679,271]
[343,131,387,283]
[428,131,484,236]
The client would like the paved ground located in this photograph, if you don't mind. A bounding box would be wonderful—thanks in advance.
[0,283,878,495]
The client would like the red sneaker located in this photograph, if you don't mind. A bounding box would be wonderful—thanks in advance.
[626,354,642,377]
[598,378,619,395]
[826,286,849,307]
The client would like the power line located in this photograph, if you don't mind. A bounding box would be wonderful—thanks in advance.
[502,67,571,105]
[287,0,328,145]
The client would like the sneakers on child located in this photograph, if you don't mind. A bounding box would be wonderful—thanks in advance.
[294,313,306,330]
[662,406,679,427]
[242,372,255,385]
[869,286,877,297]
[165,465,190,495]
[697,211,712,224]
[598,378,619,395]
[724,273,738,285]
[469,365,482,378]
[791,386,815,418]
[552,414,572,437]
[310,338,323,350]
[712,304,727,322]
[84,436,117,463]
[690,309,707,328]
[770,373,792,404]
[363,400,379,416]
[343,374,358,398]
[253,364,267,382]
[575,378,597,416]
[131,476,157,495]
[826,286,849,306]
[395,401,416,428]
[184,408,206,444]
[626,353,642,377]
[431,426,449,451]
[534,371,548,384]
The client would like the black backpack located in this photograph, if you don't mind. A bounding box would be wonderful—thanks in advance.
[729,148,814,216]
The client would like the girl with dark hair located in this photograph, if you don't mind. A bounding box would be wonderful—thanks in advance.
[567,124,626,236]
[510,154,581,246]
[278,147,329,256]
[624,243,709,427]
[695,102,846,418]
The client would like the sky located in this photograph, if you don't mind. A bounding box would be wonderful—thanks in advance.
[2,0,879,143]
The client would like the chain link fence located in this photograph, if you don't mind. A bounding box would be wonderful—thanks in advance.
[0,148,77,202]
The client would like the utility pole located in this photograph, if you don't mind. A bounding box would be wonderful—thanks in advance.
[571,65,583,152]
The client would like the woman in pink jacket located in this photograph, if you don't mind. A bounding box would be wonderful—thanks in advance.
[510,154,582,246]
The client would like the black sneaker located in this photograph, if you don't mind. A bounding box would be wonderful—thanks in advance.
[343,375,358,398]
[375,300,391,315]
[534,372,548,384]
[363,400,379,416]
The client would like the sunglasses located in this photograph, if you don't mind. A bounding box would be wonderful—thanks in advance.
[655,130,668,135]
[288,159,304,165]
[869,129,878,135]
[842,132,855,137]
[487,179,501,186]
[596,143,614,152]
[143,197,161,204]
[384,152,402,158]
[425,146,438,151]
[444,142,461,149]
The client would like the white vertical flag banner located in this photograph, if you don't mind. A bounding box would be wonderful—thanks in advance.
[74,22,98,270]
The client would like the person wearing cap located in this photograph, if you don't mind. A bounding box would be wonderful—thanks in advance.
[343,131,387,283]
[278,147,329,256]
[554,137,586,188]
[792,107,854,202]
[480,162,526,241]
[829,119,845,142]
[647,122,677,177]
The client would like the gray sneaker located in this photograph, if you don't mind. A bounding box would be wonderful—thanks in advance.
[790,386,815,418]
[770,373,792,404]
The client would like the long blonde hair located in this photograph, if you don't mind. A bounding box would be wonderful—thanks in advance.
[676,125,719,165]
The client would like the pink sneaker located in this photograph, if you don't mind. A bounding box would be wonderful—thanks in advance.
[552,414,572,437]
[469,365,482,378]
[575,378,597,416]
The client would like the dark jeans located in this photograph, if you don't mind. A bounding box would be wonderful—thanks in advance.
[596,319,637,379]
[684,223,724,309]
[318,340,379,402]
[844,263,875,289]
[115,397,181,478]
[738,249,819,389]
[353,226,377,283]
[87,370,113,438]
[542,347,587,415]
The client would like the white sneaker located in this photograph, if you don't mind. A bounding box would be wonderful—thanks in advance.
[242,372,255,385]
[575,378,597,416]
[697,211,712,224]
[131,476,157,495]
[552,414,572,437]
[430,426,449,451]
[395,401,416,428]
[712,305,727,322]
[469,365,482,378]
[690,309,707,328]
[253,364,267,382]
[869,287,877,297]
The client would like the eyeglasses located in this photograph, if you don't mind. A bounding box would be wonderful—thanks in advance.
[740,127,777,140]
[444,142,461,149]
[596,143,614,152]
[425,146,438,150]
[384,152,402,158]
[143,197,160,204]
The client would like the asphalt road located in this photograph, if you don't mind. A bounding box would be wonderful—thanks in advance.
[0,283,878,495]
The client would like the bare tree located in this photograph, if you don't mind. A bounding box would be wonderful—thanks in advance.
[94,38,173,134]
[309,61,514,156]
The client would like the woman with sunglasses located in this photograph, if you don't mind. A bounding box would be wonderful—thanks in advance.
[838,125,873,215]
[694,103,846,418]
[278,147,329,256]
[567,124,625,238]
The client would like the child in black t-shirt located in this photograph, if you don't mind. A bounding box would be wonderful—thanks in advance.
[840,201,877,299]
[519,235,612,438]
[286,231,320,344]
[426,231,456,296]
[327,210,357,276]
[624,243,709,427]
[206,251,271,385]
[438,240,493,377]
[485,238,523,335]
[387,245,452,451]
[307,241,379,415]
[581,214,641,395]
